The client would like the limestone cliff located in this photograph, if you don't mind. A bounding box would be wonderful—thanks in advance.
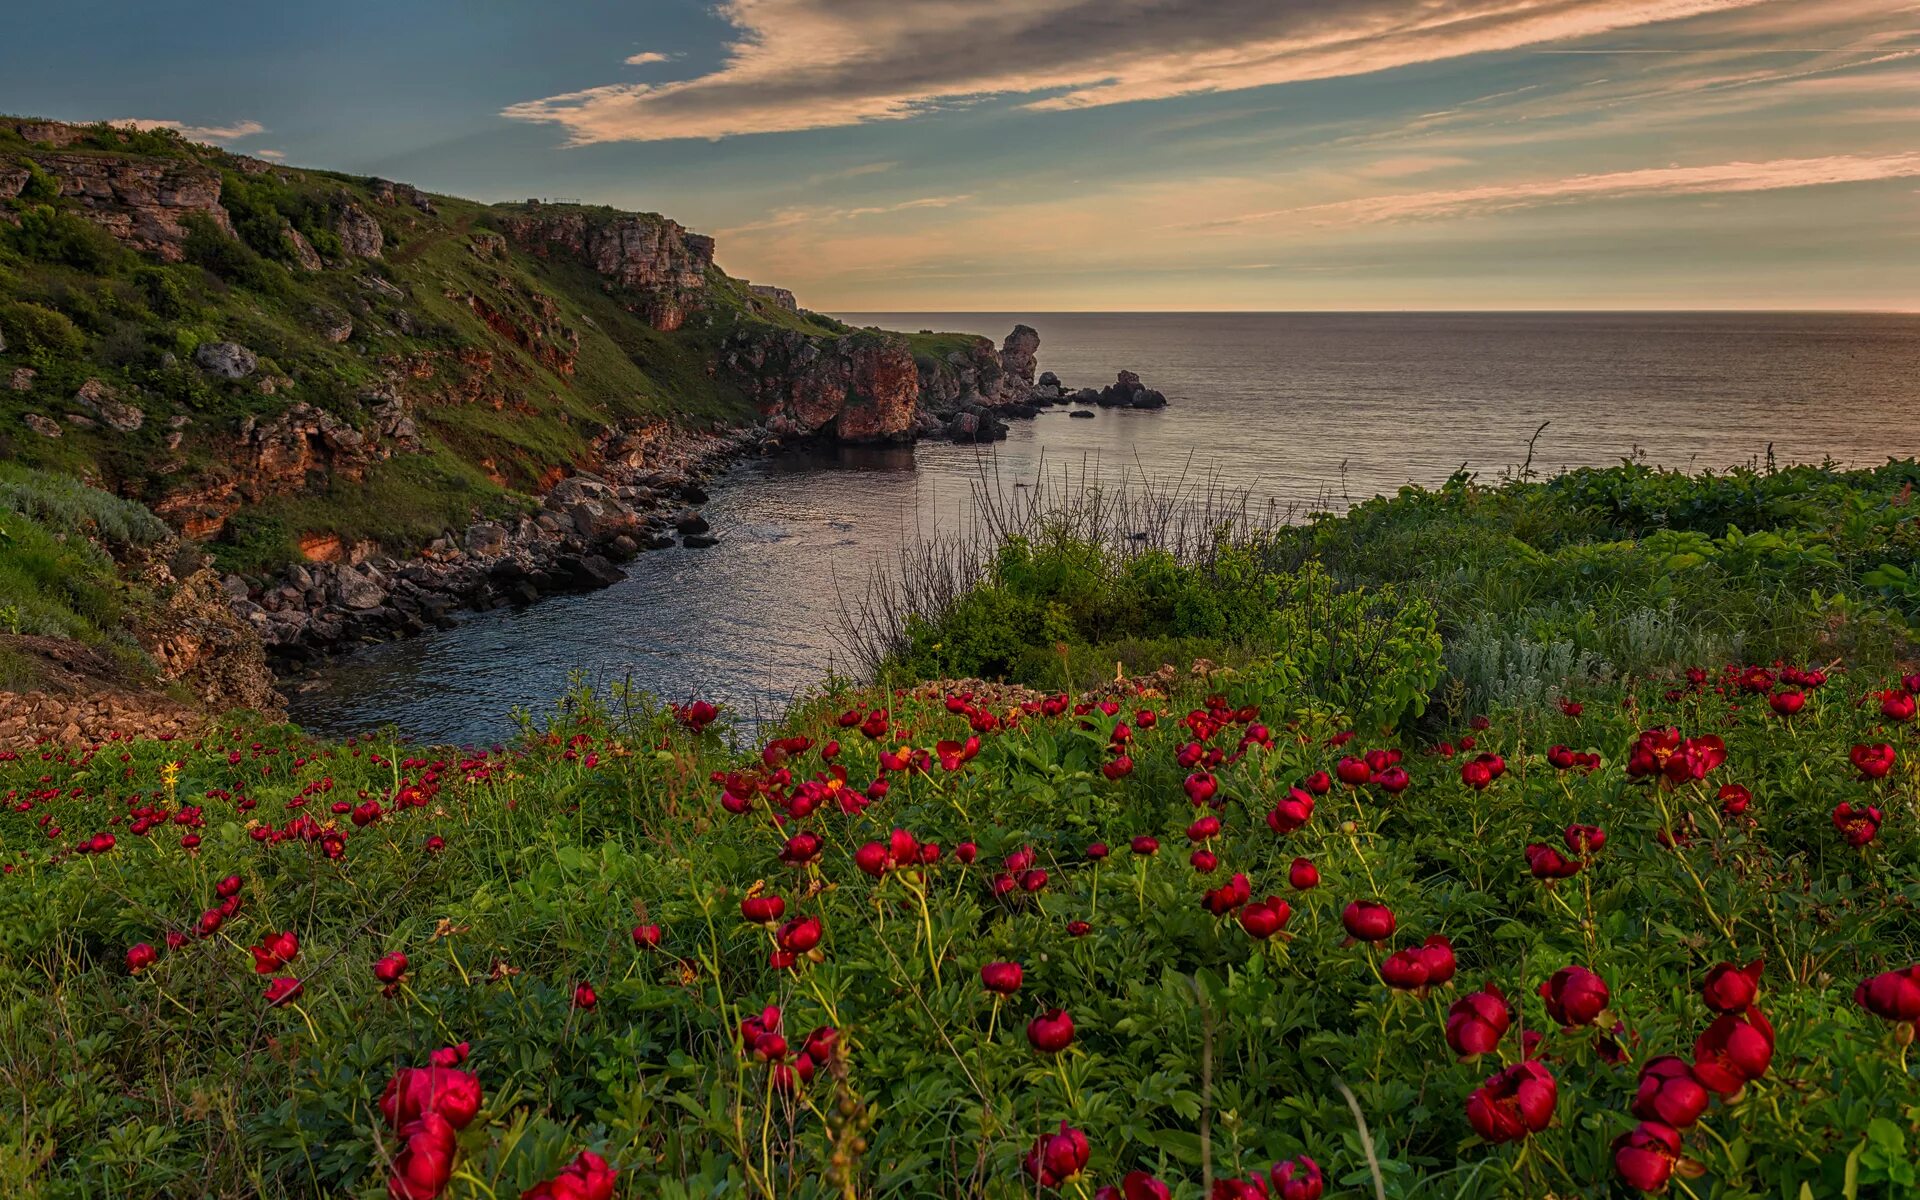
[720,327,921,443]
[497,206,715,332]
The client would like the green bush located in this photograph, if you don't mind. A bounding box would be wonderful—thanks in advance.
[0,298,85,357]
[2,204,125,272]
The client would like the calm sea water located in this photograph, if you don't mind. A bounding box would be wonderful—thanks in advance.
[288,312,1920,743]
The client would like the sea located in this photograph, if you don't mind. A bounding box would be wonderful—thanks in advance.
[286,312,1920,744]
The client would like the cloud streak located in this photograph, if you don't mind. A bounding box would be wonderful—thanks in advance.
[503,0,1778,143]
[1202,152,1920,229]
[110,117,265,144]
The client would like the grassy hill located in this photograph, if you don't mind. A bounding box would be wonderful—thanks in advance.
[0,117,854,577]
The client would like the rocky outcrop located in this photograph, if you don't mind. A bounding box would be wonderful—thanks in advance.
[194,341,258,379]
[721,328,920,443]
[498,208,714,332]
[334,201,384,258]
[74,378,143,431]
[0,149,234,261]
[232,423,772,664]
[748,284,798,312]
[1095,370,1169,409]
[999,324,1040,404]
[285,225,324,270]
[151,393,423,538]
[463,279,580,376]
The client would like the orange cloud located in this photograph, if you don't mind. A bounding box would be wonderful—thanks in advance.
[503,0,1781,143]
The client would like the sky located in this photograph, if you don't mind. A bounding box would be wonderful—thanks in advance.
[3,0,1917,311]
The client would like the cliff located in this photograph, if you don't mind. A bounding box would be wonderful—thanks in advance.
[0,115,1066,723]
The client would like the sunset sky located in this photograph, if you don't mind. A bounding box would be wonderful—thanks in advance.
[5,0,1917,311]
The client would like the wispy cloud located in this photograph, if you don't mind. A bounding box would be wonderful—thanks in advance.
[110,117,265,144]
[624,51,675,66]
[503,0,1780,143]
[722,193,976,235]
[1200,152,1920,229]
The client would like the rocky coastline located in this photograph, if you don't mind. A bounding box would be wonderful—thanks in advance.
[228,339,1174,677]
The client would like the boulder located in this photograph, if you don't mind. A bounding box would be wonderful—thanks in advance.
[464,523,509,558]
[334,570,386,610]
[682,533,720,549]
[8,367,34,391]
[23,413,60,438]
[194,341,258,380]
[1132,389,1168,409]
[1070,409,1095,419]
[1038,370,1060,387]
[674,511,711,536]
[73,379,143,431]
[335,201,384,258]
[284,226,324,271]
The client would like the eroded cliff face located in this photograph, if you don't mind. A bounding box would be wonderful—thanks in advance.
[497,208,715,331]
[720,327,921,443]
[0,146,233,261]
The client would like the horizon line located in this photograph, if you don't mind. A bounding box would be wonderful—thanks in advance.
[828,307,1919,316]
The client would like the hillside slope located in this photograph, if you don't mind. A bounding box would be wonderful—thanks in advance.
[0,118,1036,579]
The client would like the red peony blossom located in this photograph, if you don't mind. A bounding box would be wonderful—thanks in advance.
[1024,1120,1090,1189]
[1525,843,1582,880]
[1341,899,1396,942]
[1459,760,1493,790]
[572,982,597,1011]
[1130,835,1159,857]
[1201,873,1251,916]
[1561,825,1604,857]
[631,923,662,949]
[1266,788,1315,835]
[1631,1056,1709,1129]
[1027,1008,1075,1054]
[740,894,786,923]
[1692,1006,1774,1094]
[126,942,158,974]
[1701,959,1763,1014]
[981,961,1023,995]
[382,1064,484,1132]
[388,1110,459,1200]
[1375,766,1411,794]
[1850,743,1896,781]
[1238,896,1291,940]
[520,1149,617,1200]
[1097,1171,1173,1200]
[1288,857,1320,890]
[1613,1121,1684,1192]
[1184,772,1219,806]
[776,916,822,955]
[263,976,304,1007]
[1832,801,1882,847]
[1879,689,1916,723]
[1465,1061,1557,1143]
[1445,985,1511,1059]
[1768,689,1805,717]
[374,952,410,995]
[1717,783,1752,816]
[1855,964,1920,1023]
[1335,756,1372,786]
[250,930,300,975]
[1538,965,1610,1027]
[1269,1156,1324,1200]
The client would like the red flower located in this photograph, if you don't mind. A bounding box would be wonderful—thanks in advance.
[1445,985,1511,1058]
[1101,755,1134,780]
[1288,857,1319,889]
[388,1111,459,1200]
[1189,850,1219,875]
[1380,936,1455,990]
[1130,835,1159,856]
[1767,690,1805,717]
[741,894,786,923]
[777,916,823,954]
[1631,1056,1709,1128]
[1717,783,1752,816]
[1851,743,1896,781]
[1832,801,1882,847]
[1341,900,1396,942]
[1238,896,1291,939]
[1700,959,1763,1014]
[1027,1008,1075,1054]
[383,1065,484,1132]
[263,976,305,1006]
[1066,920,1092,938]
[1266,788,1315,834]
[1201,872,1251,915]
[1538,965,1609,1027]
[1302,770,1332,794]
[1855,964,1920,1023]
[1184,773,1218,805]
[1375,766,1411,794]
[1269,1156,1324,1200]
[521,1150,617,1200]
[1613,1121,1684,1192]
[981,961,1023,995]
[1335,756,1372,786]
[1563,824,1605,854]
[126,942,158,974]
[1099,1171,1172,1200]
[1024,1120,1090,1189]
[1459,760,1493,790]
[1692,1007,1774,1094]
[631,924,662,949]
[374,952,410,993]
[1465,1061,1557,1143]
[1524,843,1581,880]
[573,982,597,1011]
[250,930,300,974]
[1879,689,1916,723]
[780,832,823,865]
